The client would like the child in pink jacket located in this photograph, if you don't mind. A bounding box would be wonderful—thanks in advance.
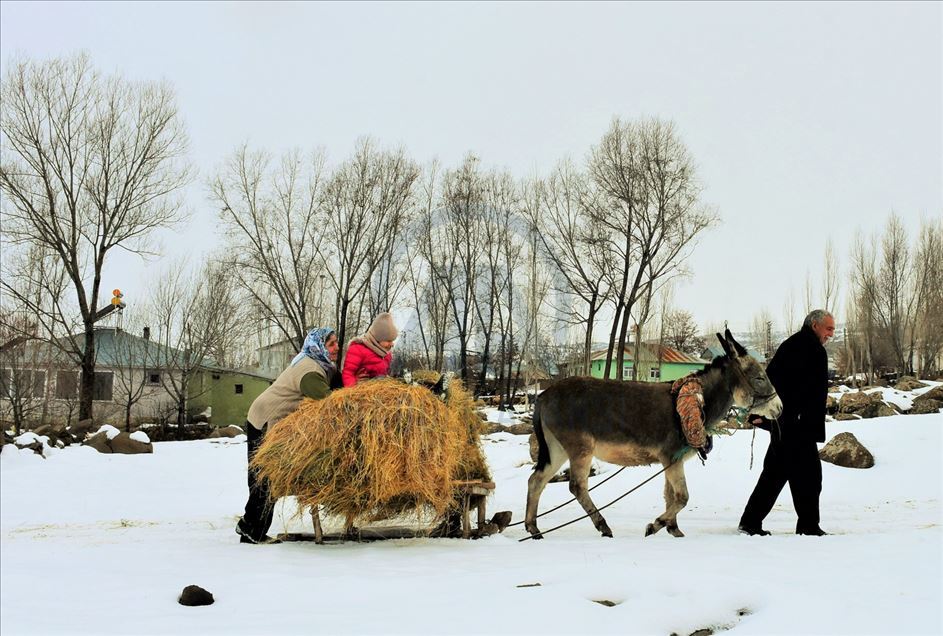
[341,312,398,387]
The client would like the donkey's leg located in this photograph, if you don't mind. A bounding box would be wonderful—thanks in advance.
[645,468,674,536]
[569,453,613,538]
[524,428,568,539]
[646,462,689,538]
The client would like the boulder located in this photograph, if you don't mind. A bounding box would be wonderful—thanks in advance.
[909,399,943,415]
[873,404,899,418]
[480,422,508,435]
[913,386,943,404]
[14,438,45,456]
[83,431,153,454]
[825,395,839,414]
[70,418,96,438]
[838,391,873,414]
[208,425,244,438]
[109,432,153,454]
[832,413,861,421]
[83,431,113,454]
[504,422,534,436]
[894,377,928,391]
[178,585,214,607]
[819,432,874,469]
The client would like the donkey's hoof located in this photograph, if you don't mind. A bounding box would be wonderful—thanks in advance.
[599,523,613,538]
[525,524,543,540]
[667,524,685,538]
[645,522,663,536]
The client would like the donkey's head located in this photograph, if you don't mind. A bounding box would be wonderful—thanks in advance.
[715,329,783,419]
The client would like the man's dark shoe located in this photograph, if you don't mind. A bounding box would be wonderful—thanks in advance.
[738,524,771,536]
[796,526,828,536]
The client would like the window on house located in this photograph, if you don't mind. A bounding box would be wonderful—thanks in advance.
[622,366,632,380]
[31,370,46,398]
[3,369,45,398]
[145,370,161,385]
[649,367,661,380]
[55,370,79,399]
[91,371,113,401]
[234,384,244,395]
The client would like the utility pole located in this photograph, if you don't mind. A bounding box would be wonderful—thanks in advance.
[765,320,773,361]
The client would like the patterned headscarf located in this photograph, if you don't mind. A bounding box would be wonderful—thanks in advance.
[291,327,337,375]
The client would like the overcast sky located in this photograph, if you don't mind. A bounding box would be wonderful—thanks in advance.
[1,1,940,334]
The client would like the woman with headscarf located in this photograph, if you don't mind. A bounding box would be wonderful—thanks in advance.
[235,327,339,544]
[341,312,398,387]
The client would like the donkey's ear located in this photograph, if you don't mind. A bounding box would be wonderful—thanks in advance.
[403,369,413,385]
[716,332,734,358]
[725,329,748,357]
[430,374,445,395]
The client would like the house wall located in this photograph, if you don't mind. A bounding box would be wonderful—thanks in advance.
[189,371,271,428]
[588,360,705,382]
[1,365,181,429]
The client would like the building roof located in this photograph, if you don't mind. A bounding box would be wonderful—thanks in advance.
[590,343,708,365]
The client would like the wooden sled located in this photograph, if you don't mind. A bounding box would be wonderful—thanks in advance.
[279,480,511,544]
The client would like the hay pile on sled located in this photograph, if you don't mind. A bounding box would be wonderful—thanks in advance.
[251,376,490,523]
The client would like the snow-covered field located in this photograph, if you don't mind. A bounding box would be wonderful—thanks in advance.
[2,410,941,635]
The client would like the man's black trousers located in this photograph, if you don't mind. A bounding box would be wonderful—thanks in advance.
[740,436,822,532]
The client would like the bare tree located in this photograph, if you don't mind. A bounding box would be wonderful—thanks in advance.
[150,259,241,436]
[212,146,328,351]
[589,118,717,379]
[663,309,705,356]
[850,231,879,381]
[822,238,840,313]
[432,153,486,381]
[874,214,916,373]
[913,216,943,377]
[321,139,419,358]
[0,54,190,422]
[528,161,613,375]
[782,286,797,336]
[404,162,453,370]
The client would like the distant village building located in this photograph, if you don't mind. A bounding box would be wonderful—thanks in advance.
[0,327,272,429]
[587,343,709,382]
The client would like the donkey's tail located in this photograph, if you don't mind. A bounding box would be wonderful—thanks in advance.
[532,397,551,472]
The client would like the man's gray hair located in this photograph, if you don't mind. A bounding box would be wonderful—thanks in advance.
[803,309,833,328]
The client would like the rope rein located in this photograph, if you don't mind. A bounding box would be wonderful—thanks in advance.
[518,463,672,542]
[505,465,627,528]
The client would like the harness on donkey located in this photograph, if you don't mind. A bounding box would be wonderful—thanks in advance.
[670,375,713,463]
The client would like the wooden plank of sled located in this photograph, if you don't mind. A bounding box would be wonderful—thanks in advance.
[452,480,496,489]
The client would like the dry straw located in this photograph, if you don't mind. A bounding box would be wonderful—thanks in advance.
[251,376,490,524]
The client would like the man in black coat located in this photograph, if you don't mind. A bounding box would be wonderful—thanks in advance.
[739,309,835,536]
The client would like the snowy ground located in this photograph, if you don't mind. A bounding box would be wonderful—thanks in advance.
[1,409,941,635]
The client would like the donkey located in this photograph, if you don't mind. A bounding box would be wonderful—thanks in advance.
[524,329,783,539]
